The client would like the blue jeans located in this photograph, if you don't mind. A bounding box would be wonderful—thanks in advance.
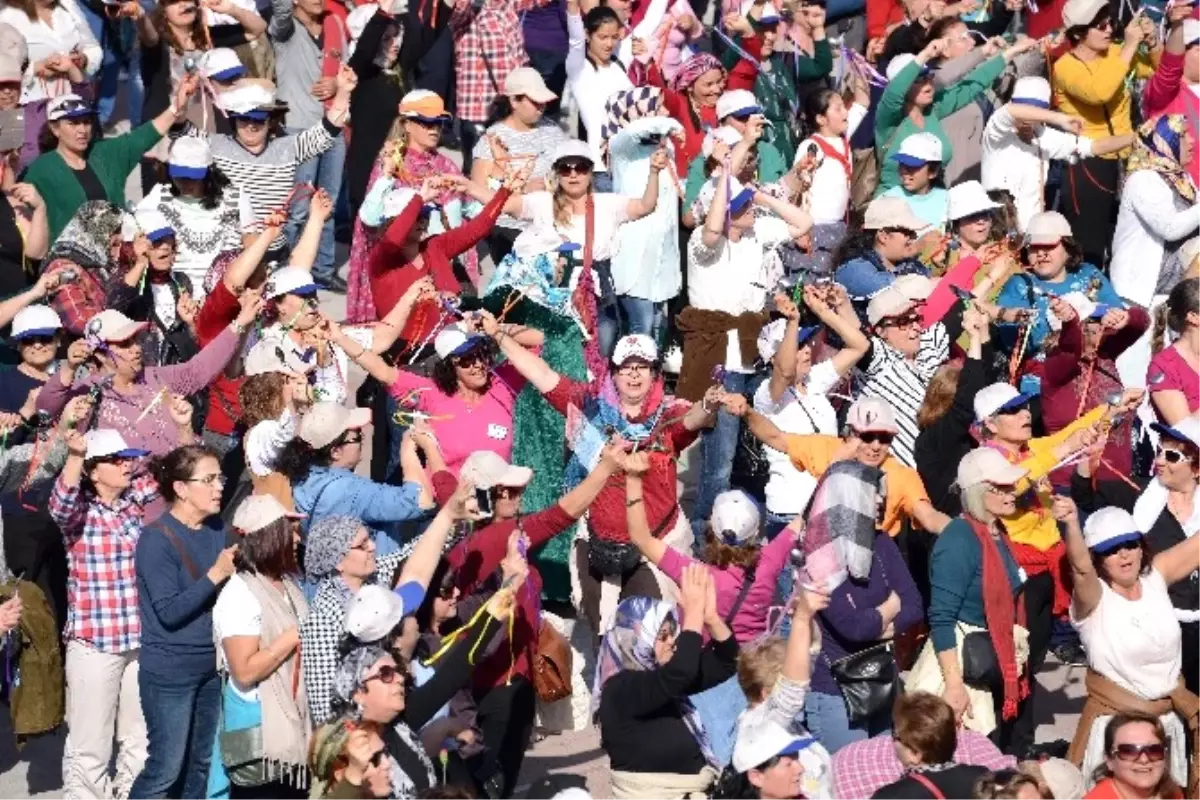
[598,304,619,361]
[692,370,750,542]
[764,510,796,542]
[129,668,221,799]
[618,296,665,343]
[689,675,747,768]
[286,129,347,281]
[804,690,891,755]
[80,8,143,127]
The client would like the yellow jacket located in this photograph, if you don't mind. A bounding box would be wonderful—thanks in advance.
[1052,45,1157,158]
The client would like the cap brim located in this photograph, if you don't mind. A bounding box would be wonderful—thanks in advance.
[12,327,59,340]
[950,202,1000,221]
[231,110,270,121]
[56,109,95,120]
[728,105,764,118]
[1011,97,1050,109]
[448,335,489,358]
[892,153,932,168]
[498,465,534,488]
[167,164,209,180]
[558,242,582,253]
[988,460,1030,485]
[516,87,558,103]
[776,736,816,759]
[112,447,150,459]
[395,580,426,618]
[1089,531,1143,554]
[996,393,1036,414]
[1151,422,1198,449]
[1027,234,1064,246]
[729,188,756,214]
[209,66,246,81]
[344,407,372,431]
[402,112,451,124]
[797,326,821,346]
[106,321,150,341]
[283,284,320,298]
[146,227,175,243]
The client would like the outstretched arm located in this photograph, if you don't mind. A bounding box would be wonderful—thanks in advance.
[480,312,560,393]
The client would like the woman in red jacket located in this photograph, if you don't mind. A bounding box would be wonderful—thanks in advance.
[647,52,726,174]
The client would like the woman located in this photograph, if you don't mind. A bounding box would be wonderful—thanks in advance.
[238,339,315,508]
[832,196,929,311]
[1111,115,1198,312]
[943,182,1011,271]
[564,2,633,183]
[972,769,1048,800]
[0,0,99,104]
[308,719,394,799]
[872,692,994,798]
[1148,278,1199,424]
[141,136,254,306]
[874,37,1027,196]
[329,544,525,798]
[995,211,1125,393]
[907,448,1030,754]
[346,89,479,322]
[795,85,870,231]
[648,51,725,176]
[1083,713,1186,800]
[36,302,249,458]
[754,286,870,535]
[1060,500,1199,796]
[130,445,237,799]
[496,328,719,637]
[207,494,309,799]
[469,66,569,264]
[39,200,124,335]
[24,80,195,241]
[597,567,739,798]
[0,172,49,291]
[1053,5,1157,268]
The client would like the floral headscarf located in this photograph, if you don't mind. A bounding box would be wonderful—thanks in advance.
[669,52,723,92]
[591,595,719,766]
[1126,114,1197,203]
[599,86,665,162]
[45,201,123,272]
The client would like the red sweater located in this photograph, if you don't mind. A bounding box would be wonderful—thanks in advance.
[645,64,719,175]
[368,189,510,343]
[195,280,243,436]
[867,0,906,41]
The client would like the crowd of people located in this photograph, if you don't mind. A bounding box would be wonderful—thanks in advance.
[0,0,1194,794]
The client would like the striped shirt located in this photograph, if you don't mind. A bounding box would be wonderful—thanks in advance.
[208,120,339,250]
[858,323,950,468]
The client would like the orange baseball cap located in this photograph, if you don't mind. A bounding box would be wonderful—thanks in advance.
[398,90,451,123]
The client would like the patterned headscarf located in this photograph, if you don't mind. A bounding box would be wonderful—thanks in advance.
[669,52,724,92]
[305,515,364,583]
[1126,114,1197,203]
[599,86,665,163]
[45,201,123,272]
[591,596,719,766]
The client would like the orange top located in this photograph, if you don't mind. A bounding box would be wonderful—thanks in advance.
[1084,778,1184,799]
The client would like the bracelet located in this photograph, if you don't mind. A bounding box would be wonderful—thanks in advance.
[626,497,643,508]
[230,320,247,335]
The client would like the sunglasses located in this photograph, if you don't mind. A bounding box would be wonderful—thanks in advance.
[856,431,894,445]
[19,334,56,346]
[1101,539,1143,556]
[1090,16,1113,30]
[363,664,403,686]
[555,160,592,176]
[451,351,487,368]
[1113,743,1166,762]
[366,748,388,769]
[340,431,364,446]
[883,227,917,241]
[1158,448,1193,465]
[495,485,524,499]
[996,401,1031,416]
[881,314,922,330]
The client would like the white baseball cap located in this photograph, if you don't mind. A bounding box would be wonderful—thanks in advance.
[711,490,761,546]
[344,583,428,643]
[947,180,1000,221]
[461,450,533,490]
[231,494,305,534]
[756,318,820,363]
[503,66,557,103]
[892,273,934,302]
[701,125,744,159]
[612,334,658,367]
[716,89,762,121]
[973,382,1035,420]
[732,705,819,773]
[381,186,421,220]
[862,196,926,232]
[0,54,21,83]
[264,266,319,299]
[201,48,246,82]
[845,397,899,434]
[168,136,213,180]
[1011,76,1052,109]
[552,139,594,166]
[298,402,372,449]
[84,429,149,461]
[892,132,943,168]
[866,285,918,326]
[10,305,62,341]
[1026,211,1074,246]
[134,208,175,243]
[1083,506,1143,554]
[1062,0,1107,27]
[739,0,782,24]
[47,93,94,122]
[434,325,489,360]
[885,53,931,82]
[955,447,1029,489]
[243,338,317,378]
[85,309,148,343]
[1151,415,1200,451]
[221,82,280,118]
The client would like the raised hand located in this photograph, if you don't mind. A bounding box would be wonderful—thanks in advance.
[310,189,335,221]
[0,595,20,635]
[168,394,193,428]
[773,291,801,320]
[235,287,264,328]
[61,395,94,430]
[1050,494,1078,524]
[649,143,670,173]
[8,183,43,210]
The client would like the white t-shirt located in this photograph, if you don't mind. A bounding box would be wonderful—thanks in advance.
[213,574,264,701]
[519,192,631,261]
[566,12,634,171]
[752,360,840,515]
[794,104,868,225]
[1072,568,1182,700]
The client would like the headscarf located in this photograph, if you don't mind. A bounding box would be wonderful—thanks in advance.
[591,595,719,766]
[668,52,723,92]
[1126,114,1197,203]
[305,515,363,583]
[797,461,885,592]
[599,86,665,163]
[45,201,123,272]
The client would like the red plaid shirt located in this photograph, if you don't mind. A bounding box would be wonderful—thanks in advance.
[50,472,160,654]
[830,728,1016,799]
[450,0,550,121]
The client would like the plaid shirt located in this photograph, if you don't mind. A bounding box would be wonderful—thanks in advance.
[50,472,160,654]
[450,0,550,121]
[830,728,1016,799]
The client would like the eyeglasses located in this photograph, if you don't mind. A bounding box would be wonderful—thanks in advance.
[555,160,592,176]
[616,362,652,376]
[881,314,922,330]
[339,431,364,446]
[1158,448,1193,465]
[856,431,894,445]
[1101,539,1142,555]
[986,483,1017,495]
[450,351,487,368]
[186,474,227,487]
[366,748,388,769]
[363,664,403,686]
[1113,743,1166,762]
[882,227,917,241]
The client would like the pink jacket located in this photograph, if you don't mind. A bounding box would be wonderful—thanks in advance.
[1141,49,1200,184]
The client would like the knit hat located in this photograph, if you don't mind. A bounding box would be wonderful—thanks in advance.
[331,644,391,720]
[309,718,355,787]
[305,515,365,582]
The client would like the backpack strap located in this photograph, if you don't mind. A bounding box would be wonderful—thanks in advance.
[723,572,755,626]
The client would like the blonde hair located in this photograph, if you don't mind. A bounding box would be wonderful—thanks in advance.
[382,123,411,181]
[548,172,594,229]
[960,482,994,525]
[737,637,785,702]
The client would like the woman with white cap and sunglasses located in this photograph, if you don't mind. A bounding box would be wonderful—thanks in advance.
[1056,495,1200,795]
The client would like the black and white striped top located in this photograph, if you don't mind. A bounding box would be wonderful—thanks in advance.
[209,118,339,250]
[858,323,950,468]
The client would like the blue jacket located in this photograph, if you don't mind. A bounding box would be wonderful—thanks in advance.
[293,467,429,556]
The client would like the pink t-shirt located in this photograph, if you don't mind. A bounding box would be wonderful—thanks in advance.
[659,526,796,643]
[387,364,525,476]
[1148,345,1200,415]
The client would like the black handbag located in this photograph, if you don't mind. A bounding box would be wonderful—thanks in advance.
[827,642,899,724]
[960,629,1003,691]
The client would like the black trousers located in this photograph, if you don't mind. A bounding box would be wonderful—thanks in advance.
[991,571,1054,757]
[472,676,536,798]
[2,508,68,641]
[1060,157,1121,270]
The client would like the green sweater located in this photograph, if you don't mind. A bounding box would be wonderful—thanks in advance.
[23,121,163,241]
[927,517,1022,653]
[872,55,1005,196]
[683,138,788,208]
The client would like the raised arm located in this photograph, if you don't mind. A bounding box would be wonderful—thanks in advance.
[804,284,869,376]
[290,190,335,272]
[624,145,667,220]
[1054,495,1103,619]
[481,314,561,393]
[396,482,477,589]
[1153,527,1200,586]
[624,452,668,566]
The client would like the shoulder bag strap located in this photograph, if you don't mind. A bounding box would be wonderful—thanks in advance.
[583,193,595,276]
[152,522,202,581]
[907,772,947,800]
[723,571,755,625]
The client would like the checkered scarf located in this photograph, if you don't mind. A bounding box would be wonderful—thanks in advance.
[796,461,885,592]
[668,52,723,92]
[599,87,665,164]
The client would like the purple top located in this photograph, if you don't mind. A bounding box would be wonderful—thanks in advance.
[660,527,795,644]
[19,99,47,174]
[521,0,568,55]
[810,533,923,695]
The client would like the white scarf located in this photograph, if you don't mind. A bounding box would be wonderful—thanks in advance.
[1134,479,1200,622]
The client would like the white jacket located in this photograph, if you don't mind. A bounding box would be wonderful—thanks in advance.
[1110,169,1200,308]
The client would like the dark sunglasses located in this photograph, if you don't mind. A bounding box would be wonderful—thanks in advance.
[363,664,403,686]
[1089,15,1113,30]
[997,401,1031,416]
[1158,448,1194,465]
[881,314,922,330]
[495,485,524,499]
[1102,539,1143,556]
[340,431,364,446]
[1113,743,1166,762]
[19,334,56,346]
[857,431,894,445]
[451,351,487,368]
[367,748,387,768]
[555,160,592,176]
[883,227,917,241]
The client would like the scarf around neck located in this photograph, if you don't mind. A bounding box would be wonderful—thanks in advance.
[563,374,669,490]
[1127,114,1197,203]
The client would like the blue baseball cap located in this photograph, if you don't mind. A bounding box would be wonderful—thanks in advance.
[729,184,757,215]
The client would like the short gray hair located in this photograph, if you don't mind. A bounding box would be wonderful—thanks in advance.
[960,482,994,524]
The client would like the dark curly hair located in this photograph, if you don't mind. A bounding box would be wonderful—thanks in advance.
[701,528,761,576]
[430,338,500,395]
[276,436,342,485]
[240,373,288,430]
